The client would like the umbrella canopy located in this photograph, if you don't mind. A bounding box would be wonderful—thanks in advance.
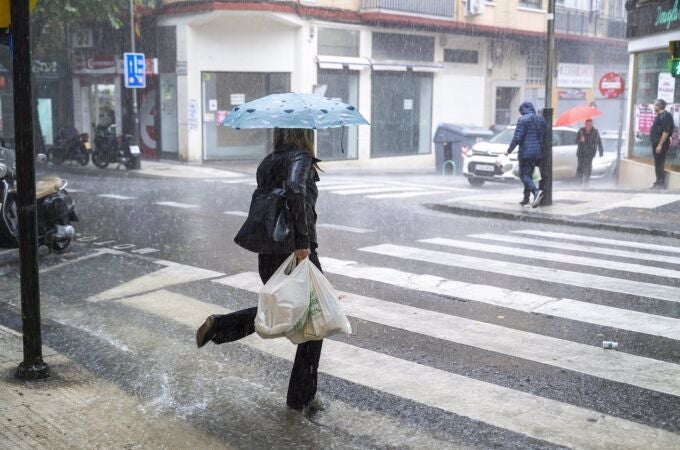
[554,106,602,127]
[221,92,369,130]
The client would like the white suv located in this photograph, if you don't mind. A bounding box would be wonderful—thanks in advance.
[462,126,618,186]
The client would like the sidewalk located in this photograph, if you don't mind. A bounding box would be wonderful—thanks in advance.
[0,325,230,449]
[426,188,680,238]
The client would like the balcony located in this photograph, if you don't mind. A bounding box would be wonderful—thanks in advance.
[555,7,627,39]
[361,0,454,18]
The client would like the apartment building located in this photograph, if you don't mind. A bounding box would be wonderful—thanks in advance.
[154,0,627,169]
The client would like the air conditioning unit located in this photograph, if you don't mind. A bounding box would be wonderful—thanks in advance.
[465,0,485,16]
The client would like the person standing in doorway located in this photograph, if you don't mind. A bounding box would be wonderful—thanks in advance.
[650,99,675,189]
[575,119,604,186]
[506,102,547,207]
[195,128,324,412]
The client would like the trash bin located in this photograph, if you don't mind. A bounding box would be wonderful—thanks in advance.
[433,123,494,175]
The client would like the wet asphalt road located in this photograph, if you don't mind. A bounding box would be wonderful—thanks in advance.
[1,163,680,449]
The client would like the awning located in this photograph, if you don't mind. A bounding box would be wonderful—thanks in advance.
[316,55,371,71]
[371,60,444,72]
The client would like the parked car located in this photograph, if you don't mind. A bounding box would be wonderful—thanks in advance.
[462,126,619,186]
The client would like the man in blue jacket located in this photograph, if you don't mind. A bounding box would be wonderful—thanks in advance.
[506,102,546,207]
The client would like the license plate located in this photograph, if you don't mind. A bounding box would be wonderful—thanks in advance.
[84,142,92,150]
[475,164,495,172]
[129,145,141,155]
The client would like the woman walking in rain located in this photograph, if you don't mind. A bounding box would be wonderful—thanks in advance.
[196,127,323,411]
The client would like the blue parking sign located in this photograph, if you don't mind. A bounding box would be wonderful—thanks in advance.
[124,52,146,88]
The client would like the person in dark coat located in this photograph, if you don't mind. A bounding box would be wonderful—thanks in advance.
[575,119,604,186]
[506,101,546,207]
[196,128,323,411]
[650,99,675,189]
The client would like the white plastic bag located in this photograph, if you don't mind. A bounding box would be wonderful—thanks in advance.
[287,263,352,344]
[532,166,542,181]
[255,254,311,339]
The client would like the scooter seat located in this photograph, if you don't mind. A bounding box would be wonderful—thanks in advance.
[35,176,65,199]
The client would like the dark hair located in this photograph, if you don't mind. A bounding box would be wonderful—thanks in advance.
[585,119,593,123]
[656,99,667,109]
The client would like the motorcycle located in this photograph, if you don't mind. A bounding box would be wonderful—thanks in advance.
[0,144,78,252]
[47,127,91,166]
[92,124,141,170]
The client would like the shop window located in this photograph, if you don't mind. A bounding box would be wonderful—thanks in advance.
[202,72,290,161]
[372,33,435,62]
[631,50,680,166]
[526,46,544,85]
[371,71,433,157]
[318,28,360,57]
[444,49,479,64]
[316,69,359,160]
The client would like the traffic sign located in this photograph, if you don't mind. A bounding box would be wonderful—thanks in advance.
[124,52,146,89]
[598,72,624,98]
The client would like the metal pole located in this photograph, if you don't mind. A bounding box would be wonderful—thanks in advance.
[130,0,139,143]
[10,0,49,380]
[541,0,556,206]
[614,89,625,181]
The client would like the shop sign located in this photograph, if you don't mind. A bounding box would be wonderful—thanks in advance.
[635,103,655,135]
[628,0,680,38]
[557,63,594,88]
[215,110,228,124]
[558,89,586,100]
[74,56,117,74]
[598,72,625,98]
[32,60,59,78]
[176,61,187,76]
[656,0,679,30]
[657,72,676,103]
[230,93,245,105]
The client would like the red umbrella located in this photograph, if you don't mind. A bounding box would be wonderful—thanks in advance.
[554,106,602,127]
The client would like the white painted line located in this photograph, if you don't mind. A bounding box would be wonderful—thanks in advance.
[88,261,224,302]
[218,179,251,184]
[366,191,454,199]
[216,272,680,397]
[40,251,110,274]
[420,238,680,280]
[65,189,85,193]
[515,230,680,255]
[154,201,199,209]
[120,290,680,450]
[317,257,680,341]
[98,194,137,200]
[317,224,374,234]
[360,244,680,303]
[224,211,248,217]
[317,184,377,191]
[332,187,423,196]
[471,233,680,266]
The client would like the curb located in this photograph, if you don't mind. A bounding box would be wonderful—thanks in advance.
[424,203,680,239]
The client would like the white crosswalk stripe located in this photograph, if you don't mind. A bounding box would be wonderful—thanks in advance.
[515,229,680,255]
[470,233,680,266]
[360,243,680,303]
[98,194,137,200]
[154,201,199,209]
[420,237,680,279]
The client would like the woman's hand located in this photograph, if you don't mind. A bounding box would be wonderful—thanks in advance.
[295,248,311,262]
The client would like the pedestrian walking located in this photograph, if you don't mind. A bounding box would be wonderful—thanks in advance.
[650,99,675,189]
[196,128,324,411]
[506,102,547,207]
[575,119,604,186]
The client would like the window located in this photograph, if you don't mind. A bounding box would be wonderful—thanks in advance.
[372,33,435,62]
[316,69,359,160]
[318,28,360,57]
[519,0,542,9]
[443,49,479,64]
[526,46,544,85]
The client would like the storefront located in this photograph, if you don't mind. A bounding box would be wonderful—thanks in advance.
[622,0,680,188]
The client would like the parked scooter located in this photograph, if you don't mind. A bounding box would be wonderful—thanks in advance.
[92,124,141,170]
[0,144,78,252]
[47,127,91,166]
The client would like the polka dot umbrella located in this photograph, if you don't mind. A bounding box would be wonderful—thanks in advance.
[221,92,369,130]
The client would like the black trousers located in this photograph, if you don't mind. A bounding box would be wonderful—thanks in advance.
[212,250,323,410]
[653,146,667,186]
[576,153,594,184]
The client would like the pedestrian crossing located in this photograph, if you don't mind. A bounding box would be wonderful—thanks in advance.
[68,227,680,448]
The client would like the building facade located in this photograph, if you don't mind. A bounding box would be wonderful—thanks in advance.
[154,0,628,170]
[621,0,680,188]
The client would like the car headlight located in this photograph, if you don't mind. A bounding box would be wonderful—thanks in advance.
[0,163,7,179]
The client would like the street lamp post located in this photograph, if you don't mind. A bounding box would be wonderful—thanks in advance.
[10,0,50,380]
[129,0,139,143]
[541,0,556,206]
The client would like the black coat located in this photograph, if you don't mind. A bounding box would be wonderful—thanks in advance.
[255,146,320,251]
